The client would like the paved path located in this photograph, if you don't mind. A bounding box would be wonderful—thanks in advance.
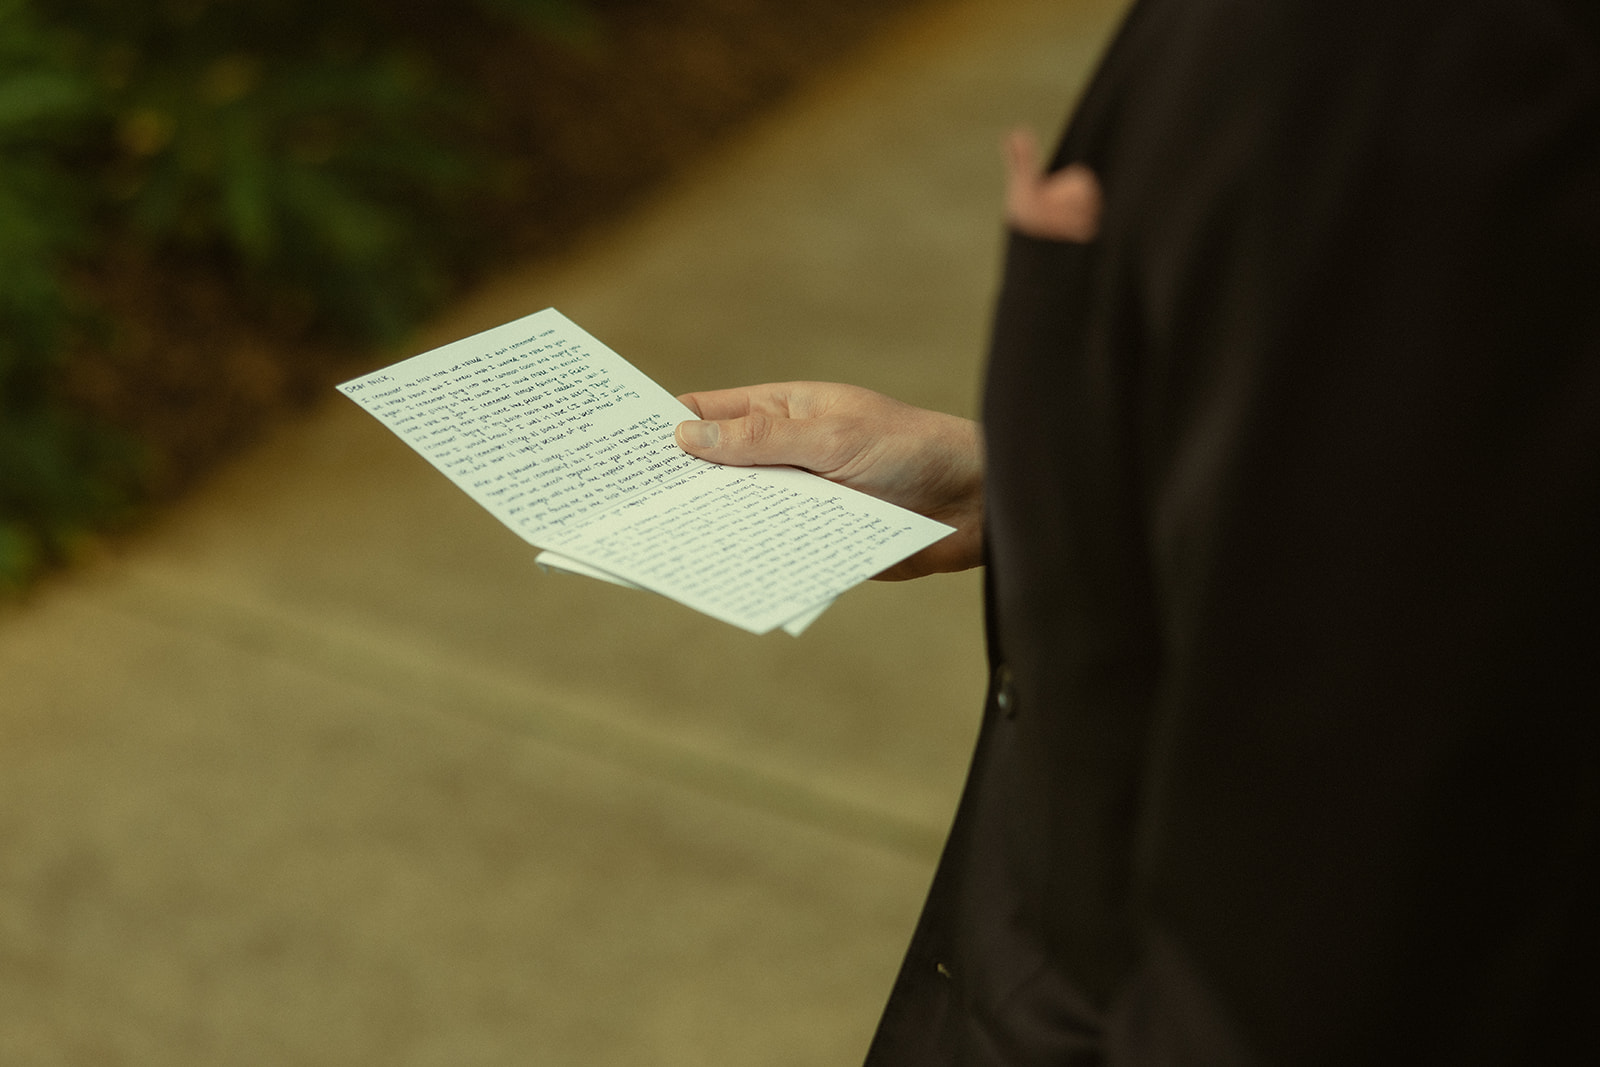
[1,2,1124,1062]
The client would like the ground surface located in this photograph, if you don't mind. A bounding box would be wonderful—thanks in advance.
[2,2,1130,1061]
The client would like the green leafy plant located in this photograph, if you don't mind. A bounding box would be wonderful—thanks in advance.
[476,0,598,43]
[1,0,138,590]
[66,0,493,339]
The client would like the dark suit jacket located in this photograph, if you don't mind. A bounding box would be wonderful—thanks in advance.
[866,1,1600,1062]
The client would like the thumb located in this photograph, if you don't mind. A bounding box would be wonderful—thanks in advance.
[1005,127,1041,182]
[675,412,822,469]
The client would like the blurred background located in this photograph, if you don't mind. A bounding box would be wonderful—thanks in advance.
[2,0,1124,1063]
[1,0,951,588]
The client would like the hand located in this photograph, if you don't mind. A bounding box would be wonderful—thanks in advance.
[1004,127,1102,242]
[674,382,983,580]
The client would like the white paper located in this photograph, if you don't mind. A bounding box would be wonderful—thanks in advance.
[338,308,952,634]
[534,550,832,636]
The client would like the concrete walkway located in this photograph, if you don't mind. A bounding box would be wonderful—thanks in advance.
[1,2,1124,1063]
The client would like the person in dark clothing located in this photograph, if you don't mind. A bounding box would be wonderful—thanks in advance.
[674,0,1600,1061]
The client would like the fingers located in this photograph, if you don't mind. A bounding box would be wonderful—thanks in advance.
[676,383,795,422]
[674,382,854,469]
[671,382,988,577]
[1004,126,1102,242]
[1004,127,1043,224]
[674,385,797,462]
[1044,164,1103,242]
[1005,127,1043,195]
[674,409,843,472]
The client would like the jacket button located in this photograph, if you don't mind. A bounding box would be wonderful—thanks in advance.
[994,664,1017,719]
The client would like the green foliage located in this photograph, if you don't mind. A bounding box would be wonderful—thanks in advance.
[59,0,489,339]
[0,0,131,590]
[0,410,143,592]
[476,0,599,44]
[0,0,91,389]
[0,0,594,592]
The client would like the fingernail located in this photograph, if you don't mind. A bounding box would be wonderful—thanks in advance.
[677,420,719,449]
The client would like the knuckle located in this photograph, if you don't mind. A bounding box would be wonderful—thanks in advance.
[736,413,775,449]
